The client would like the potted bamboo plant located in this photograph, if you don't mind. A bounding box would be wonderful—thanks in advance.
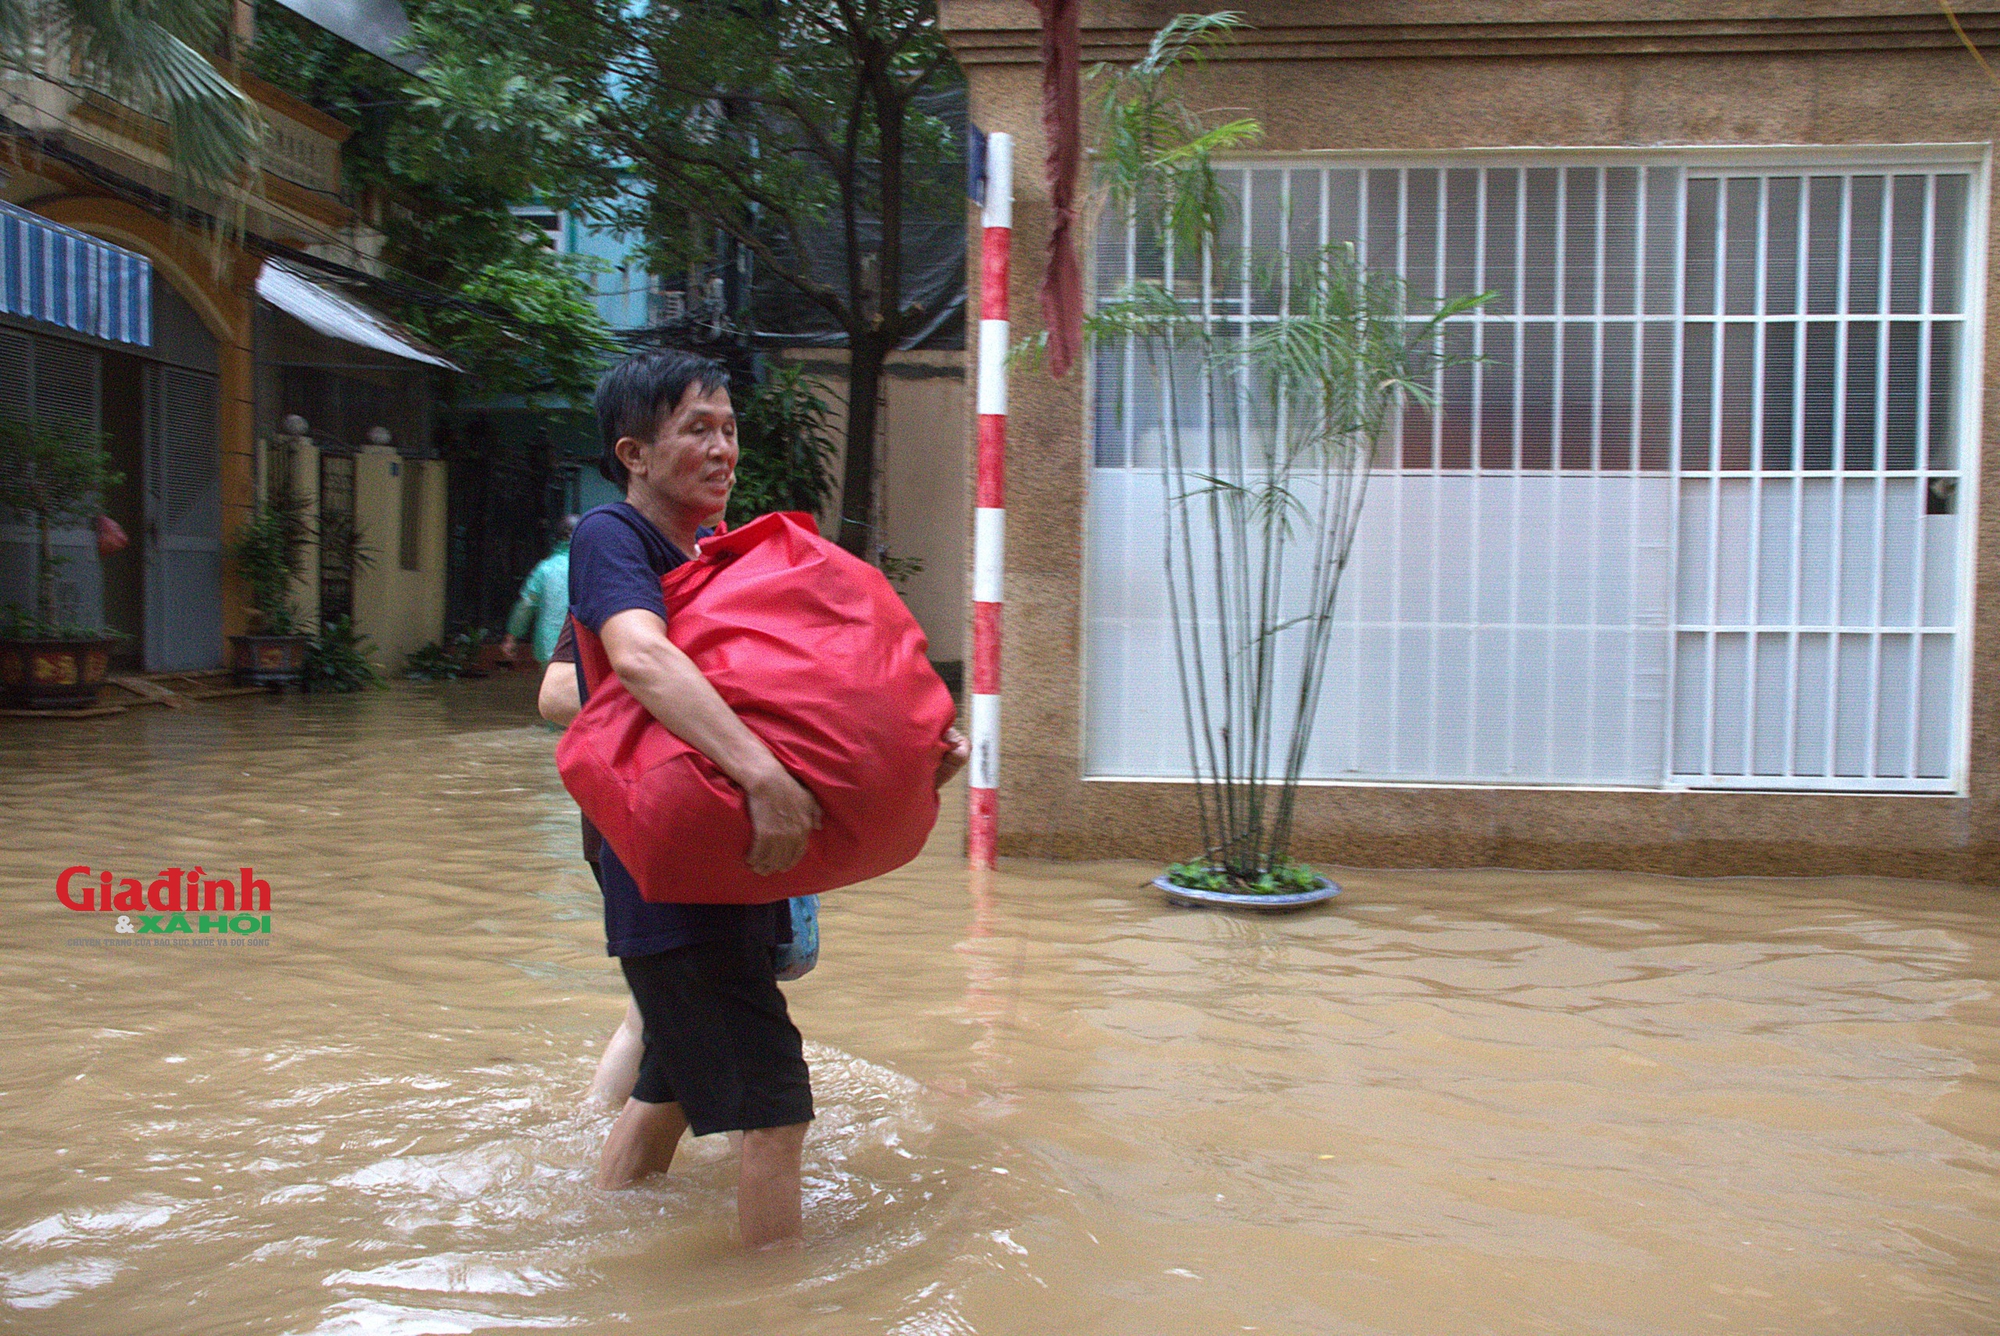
[227,488,314,687]
[0,415,126,709]
[1083,16,1488,908]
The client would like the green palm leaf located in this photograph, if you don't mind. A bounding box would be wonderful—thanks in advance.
[1,0,263,212]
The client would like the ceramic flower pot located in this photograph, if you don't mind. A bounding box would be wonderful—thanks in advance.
[1153,873,1341,911]
[0,635,119,709]
[229,633,312,688]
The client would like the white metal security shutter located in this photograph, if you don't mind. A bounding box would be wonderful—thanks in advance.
[1670,171,1968,788]
[142,361,222,669]
[1083,154,1979,793]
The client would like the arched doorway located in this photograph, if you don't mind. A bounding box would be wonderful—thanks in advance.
[1,269,224,670]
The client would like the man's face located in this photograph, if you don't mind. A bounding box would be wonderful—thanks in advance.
[626,383,737,520]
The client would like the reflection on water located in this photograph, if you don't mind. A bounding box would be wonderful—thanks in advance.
[2,677,1996,1334]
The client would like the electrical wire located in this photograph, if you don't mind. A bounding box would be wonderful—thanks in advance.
[1939,0,2000,91]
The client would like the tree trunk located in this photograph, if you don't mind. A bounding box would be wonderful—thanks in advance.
[836,334,889,559]
[35,514,55,627]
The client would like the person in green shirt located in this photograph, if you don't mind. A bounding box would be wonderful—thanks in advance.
[501,514,578,664]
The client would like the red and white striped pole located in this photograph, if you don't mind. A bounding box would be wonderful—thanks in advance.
[969,131,1012,870]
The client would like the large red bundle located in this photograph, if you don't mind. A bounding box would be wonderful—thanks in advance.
[557,511,957,904]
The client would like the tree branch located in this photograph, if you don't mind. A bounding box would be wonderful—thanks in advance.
[605,127,856,329]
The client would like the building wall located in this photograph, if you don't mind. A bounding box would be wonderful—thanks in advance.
[351,446,447,665]
[259,435,446,668]
[941,0,2000,880]
[785,350,970,668]
[568,207,657,333]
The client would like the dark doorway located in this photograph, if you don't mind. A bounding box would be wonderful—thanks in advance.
[441,412,563,635]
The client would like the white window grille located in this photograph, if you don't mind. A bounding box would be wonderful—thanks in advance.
[1084,154,1980,792]
[510,208,566,253]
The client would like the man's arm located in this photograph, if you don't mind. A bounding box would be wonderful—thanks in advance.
[600,607,822,876]
[539,658,580,725]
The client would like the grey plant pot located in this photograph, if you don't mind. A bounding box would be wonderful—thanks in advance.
[1153,874,1341,911]
[230,633,311,688]
[0,635,119,708]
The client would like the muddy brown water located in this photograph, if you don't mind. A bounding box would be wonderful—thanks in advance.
[2,676,1997,1335]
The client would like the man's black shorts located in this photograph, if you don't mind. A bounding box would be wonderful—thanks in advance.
[618,938,814,1137]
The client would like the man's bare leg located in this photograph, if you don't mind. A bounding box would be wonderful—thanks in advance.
[737,1122,809,1248]
[597,1098,688,1189]
[587,1000,645,1108]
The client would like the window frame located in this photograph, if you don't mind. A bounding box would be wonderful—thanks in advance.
[1079,144,1991,795]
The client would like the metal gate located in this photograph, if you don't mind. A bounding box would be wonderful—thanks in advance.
[317,451,356,622]
[0,327,104,629]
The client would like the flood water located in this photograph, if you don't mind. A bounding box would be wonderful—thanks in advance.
[2,675,1997,1335]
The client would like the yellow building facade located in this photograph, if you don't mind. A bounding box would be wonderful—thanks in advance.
[2,46,457,674]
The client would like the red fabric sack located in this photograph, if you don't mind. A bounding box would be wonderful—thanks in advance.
[557,511,957,904]
[95,515,130,556]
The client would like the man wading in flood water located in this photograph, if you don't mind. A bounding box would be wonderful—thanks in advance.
[542,348,965,1248]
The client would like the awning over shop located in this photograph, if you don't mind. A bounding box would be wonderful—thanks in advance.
[257,259,460,371]
[0,200,153,347]
[269,0,420,72]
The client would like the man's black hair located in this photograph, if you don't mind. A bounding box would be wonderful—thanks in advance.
[594,348,732,488]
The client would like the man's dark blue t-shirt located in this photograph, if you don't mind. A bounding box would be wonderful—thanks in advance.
[568,501,786,958]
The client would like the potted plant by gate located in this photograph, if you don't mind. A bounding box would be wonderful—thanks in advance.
[1082,17,1489,909]
[0,415,127,710]
[227,489,314,687]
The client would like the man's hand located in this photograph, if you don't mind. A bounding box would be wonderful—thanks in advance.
[501,635,520,662]
[603,607,825,878]
[745,767,823,875]
[934,727,970,791]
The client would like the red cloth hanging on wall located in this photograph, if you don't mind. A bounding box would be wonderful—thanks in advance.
[1036,0,1083,380]
[557,511,957,905]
